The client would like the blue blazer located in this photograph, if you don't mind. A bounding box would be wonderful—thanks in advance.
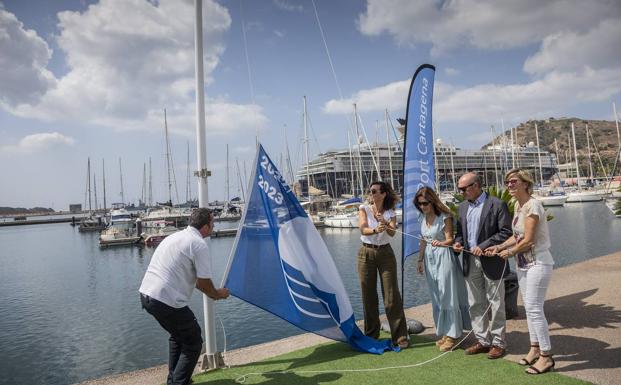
[454,194,512,280]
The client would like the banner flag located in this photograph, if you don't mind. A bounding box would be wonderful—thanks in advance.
[403,64,436,259]
[223,144,394,354]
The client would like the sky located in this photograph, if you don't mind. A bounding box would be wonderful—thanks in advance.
[1,0,620,210]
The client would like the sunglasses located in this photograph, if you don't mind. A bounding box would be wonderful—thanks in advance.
[457,182,475,193]
[417,201,431,207]
[369,189,383,195]
[505,178,520,186]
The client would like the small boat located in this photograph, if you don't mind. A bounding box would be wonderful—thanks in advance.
[141,220,179,246]
[323,197,361,228]
[99,208,139,247]
[535,195,568,206]
[78,215,107,232]
[565,190,603,203]
[323,212,359,228]
[141,206,190,228]
[534,189,567,206]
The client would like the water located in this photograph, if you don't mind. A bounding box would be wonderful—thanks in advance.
[0,202,620,385]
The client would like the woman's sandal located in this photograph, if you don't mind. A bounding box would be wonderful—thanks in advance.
[526,353,555,374]
[439,336,457,352]
[519,344,540,366]
[435,336,447,347]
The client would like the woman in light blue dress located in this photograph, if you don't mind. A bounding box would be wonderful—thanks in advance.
[415,187,471,351]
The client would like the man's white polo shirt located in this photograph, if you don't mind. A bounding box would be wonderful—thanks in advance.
[139,226,212,308]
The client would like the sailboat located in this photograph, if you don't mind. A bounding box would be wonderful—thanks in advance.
[532,122,567,206]
[323,103,363,228]
[566,122,603,203]
[141,109,190,228]
[79,158,107,232]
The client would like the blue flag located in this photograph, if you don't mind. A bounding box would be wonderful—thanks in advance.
[403,64,436,259]
[223,144,394,354]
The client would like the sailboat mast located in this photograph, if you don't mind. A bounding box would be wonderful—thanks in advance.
[148,157,152,207]
[586,123,594,182]
[535,122,544,187]
[571,122,581,189]
[614,102,621,169]
[226,144,230,201]
[490,125,499,188]
[450,139,457,192]
[87,157,92,213]
[142,163,147,205]
[385,109,394,187]
[119,157,125,205]
[354,104,365,196]
[102,159,107,212]
[236,157,245,202]
[186,142,190,203]
[93,172,98,211]
[303,96,312,206]
[164,108,173,205]
[347,130,355,196]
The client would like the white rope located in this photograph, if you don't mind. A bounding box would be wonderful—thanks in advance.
[223,227,508,383]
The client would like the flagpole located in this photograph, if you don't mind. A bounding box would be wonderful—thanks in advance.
[194,0,222,370]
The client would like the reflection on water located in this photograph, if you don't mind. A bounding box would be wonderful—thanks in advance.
[0,202,620,385]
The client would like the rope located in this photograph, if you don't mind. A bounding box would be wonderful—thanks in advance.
[222,227,508,383]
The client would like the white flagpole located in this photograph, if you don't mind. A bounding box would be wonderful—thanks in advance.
[194,0,222,370]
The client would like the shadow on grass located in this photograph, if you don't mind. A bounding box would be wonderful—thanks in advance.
[195,371,342,385]
[506,288,621,373]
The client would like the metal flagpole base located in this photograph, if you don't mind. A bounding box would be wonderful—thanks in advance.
[200,352,225,371]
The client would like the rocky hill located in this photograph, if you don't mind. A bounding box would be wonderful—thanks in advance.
[0,207,55,216]
[484,117,621,177]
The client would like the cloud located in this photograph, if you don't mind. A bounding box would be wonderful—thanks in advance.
[323,80,410,114]
[273,0,303,13]
[0,7,57,107]
[273,29,285,38]
[0,0,267,138]
[1,132,75,154]
[444,67,459,76]
[323,67,621,124]
[358,0,619,55]
[524,18,621,75]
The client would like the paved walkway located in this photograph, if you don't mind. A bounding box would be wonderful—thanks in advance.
[78,251,621,385]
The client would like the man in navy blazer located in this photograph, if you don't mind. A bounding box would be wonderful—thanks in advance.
[454,172,512,359]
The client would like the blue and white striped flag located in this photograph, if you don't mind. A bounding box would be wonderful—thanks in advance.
[223,144,394,354]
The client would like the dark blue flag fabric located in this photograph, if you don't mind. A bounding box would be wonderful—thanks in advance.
[223,144,394,354]
[403,64,436,259]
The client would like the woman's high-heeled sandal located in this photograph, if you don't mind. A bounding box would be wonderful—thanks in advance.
[526,353,555,374]
[519,344,540,366]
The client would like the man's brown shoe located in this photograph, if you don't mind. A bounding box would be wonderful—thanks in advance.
[464,342,490,355]
[487,345,506,359]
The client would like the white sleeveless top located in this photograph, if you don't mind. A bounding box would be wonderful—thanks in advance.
[359,204,395,246]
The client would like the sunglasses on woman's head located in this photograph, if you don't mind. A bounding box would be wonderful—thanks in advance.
[370,189,382,195]
[417,201,431,206]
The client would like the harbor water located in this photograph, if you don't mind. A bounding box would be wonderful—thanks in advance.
[0,202,620,385]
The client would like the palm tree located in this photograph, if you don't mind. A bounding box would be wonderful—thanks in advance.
[446,187,553,221]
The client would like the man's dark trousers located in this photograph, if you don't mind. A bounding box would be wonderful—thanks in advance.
[141,294,203,385]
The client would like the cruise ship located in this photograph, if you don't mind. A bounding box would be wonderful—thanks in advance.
[296,137,559,198]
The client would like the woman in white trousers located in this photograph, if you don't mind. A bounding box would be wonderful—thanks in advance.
[485,169,555,375]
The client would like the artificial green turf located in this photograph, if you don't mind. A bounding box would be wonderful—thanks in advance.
[188,335,591,385]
